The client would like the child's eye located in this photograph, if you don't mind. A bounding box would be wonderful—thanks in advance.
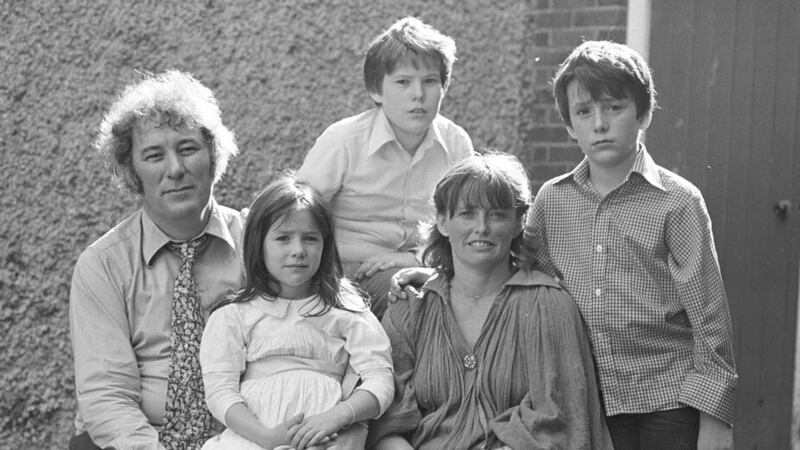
[490,211,508,219]
[274,235,290,242]
[574,108,590,117]
[303,235,320,242]
[424,77,440,85]
[396,79,410,86]
[180,145,199,154]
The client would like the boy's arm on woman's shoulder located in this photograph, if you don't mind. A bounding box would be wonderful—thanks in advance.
[665,192,737,425]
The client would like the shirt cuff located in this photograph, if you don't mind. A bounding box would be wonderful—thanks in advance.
[678,372,736,425]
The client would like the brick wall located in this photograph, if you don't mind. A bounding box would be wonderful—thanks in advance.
[518,0,628,191]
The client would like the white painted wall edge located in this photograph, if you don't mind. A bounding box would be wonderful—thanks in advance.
[626,0,651,143]
[626,0,651,62]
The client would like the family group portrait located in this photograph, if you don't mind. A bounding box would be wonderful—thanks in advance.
[2,0,799,449]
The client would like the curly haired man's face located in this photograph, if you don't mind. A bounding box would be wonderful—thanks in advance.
[131,122,214,232]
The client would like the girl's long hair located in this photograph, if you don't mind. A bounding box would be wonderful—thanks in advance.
[213,172,362,316]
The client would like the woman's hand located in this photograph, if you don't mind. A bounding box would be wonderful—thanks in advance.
[353,252,418,281]
[388,267,435,301]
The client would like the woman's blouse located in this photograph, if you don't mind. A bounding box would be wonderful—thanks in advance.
[369,270,613,449]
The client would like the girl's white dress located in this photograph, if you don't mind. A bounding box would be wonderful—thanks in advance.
[199,293,393,450]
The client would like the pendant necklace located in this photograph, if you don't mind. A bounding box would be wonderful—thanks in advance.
[448,280,504,372]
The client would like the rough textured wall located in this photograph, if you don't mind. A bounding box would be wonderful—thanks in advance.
[0,0,623,447]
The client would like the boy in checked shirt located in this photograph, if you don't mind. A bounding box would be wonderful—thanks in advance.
[527,40,736,449]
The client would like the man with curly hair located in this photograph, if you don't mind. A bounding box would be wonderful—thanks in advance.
[68,70,246,450]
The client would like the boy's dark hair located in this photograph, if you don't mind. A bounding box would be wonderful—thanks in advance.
[552,40,657,127]
[363,16,457,96]
[421,151,531,278]
[214,172,362,316]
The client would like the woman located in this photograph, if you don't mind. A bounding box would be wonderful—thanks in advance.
[367,152,612,449]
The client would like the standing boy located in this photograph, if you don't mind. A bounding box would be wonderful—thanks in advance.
[297,16,474,319]
[528,41,737,449]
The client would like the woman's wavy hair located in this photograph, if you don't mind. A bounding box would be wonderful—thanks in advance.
[216,172,362,316]
[94,70,238,195]
[421,151,532,278]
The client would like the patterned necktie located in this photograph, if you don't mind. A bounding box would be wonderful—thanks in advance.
[160,234,212,450]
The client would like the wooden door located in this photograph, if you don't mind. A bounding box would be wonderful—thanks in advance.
[647,0,800,447]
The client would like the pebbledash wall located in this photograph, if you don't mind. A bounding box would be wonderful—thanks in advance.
[0,0,626,446]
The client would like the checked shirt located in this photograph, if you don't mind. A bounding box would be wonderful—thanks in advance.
[526,145,737,425]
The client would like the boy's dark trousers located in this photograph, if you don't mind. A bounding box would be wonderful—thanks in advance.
[606,407,700,450]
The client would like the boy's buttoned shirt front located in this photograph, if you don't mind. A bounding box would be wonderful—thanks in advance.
[528,145,737,425]
[297,107,473,269]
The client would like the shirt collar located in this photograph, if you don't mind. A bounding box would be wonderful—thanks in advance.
[629,144,665,190]
[554,157,590,186]
[141,199,236,265]
[250,295,294,318]
[555,143,665,191]
[367,108,447,157]
[251,294,353,317]
[421,268,562,299]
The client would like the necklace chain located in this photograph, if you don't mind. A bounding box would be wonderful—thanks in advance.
[449,281,504,301]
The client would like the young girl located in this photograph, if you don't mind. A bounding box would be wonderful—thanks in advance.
[199,174,394,450]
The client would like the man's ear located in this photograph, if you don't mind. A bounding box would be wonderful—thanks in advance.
[126,167,144,195]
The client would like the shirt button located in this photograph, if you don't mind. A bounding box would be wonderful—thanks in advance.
[595,288,602,297]
[596,244,603,253]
